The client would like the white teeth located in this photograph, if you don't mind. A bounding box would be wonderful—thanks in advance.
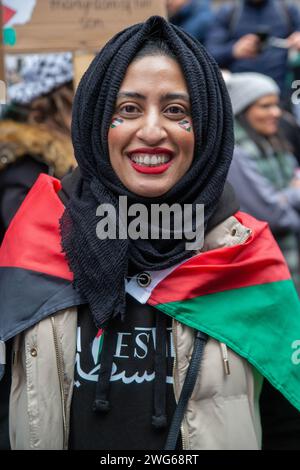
[129,153,171,166]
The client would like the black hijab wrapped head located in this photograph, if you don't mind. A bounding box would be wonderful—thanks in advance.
[60,16,234,328]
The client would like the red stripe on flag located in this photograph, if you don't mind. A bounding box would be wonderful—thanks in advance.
[148,212,290,306]
[0,174,73,281]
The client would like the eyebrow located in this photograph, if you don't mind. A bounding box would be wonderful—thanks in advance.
[116,91,190,102]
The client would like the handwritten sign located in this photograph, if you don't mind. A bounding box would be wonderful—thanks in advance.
[2,0,166,53]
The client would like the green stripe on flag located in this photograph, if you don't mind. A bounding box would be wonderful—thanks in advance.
[153,279,300,411]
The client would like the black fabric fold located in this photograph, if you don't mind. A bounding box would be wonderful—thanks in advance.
[0,267,82,344]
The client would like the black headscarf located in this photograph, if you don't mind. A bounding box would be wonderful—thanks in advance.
[60,16,234,328]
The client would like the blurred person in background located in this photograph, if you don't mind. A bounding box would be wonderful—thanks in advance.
[0,53,76,243]
[167,0,213,43]
[226,72,300,291]
[222,68,300,165]
[205,0,300,96]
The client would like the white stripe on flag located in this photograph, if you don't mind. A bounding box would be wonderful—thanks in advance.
[125,256,194,304]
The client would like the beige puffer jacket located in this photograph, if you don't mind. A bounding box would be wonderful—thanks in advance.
[9,215,263,450]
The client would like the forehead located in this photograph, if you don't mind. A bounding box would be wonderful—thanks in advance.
[119,55,189,94]
[255,94,279,105]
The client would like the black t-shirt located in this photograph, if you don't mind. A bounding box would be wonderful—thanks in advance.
[69,295,177,450]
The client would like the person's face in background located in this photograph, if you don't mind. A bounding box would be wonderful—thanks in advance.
[166,0,190,17]
[245,94,282,136]
[108,55,195,198]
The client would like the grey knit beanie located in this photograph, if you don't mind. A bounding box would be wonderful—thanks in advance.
[225,72,280,115]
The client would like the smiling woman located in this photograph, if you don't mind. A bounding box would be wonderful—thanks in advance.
[63,18,234,329]
[1,16,300,452]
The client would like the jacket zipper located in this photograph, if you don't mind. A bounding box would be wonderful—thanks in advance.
[172,319,187,450]
[51,316,67,449]
[220,342,231,375]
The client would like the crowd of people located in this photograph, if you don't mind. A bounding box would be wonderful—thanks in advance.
[0,0,300,452]
[167,0,300,290]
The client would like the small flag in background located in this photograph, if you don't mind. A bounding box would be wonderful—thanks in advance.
[3,5,16,25]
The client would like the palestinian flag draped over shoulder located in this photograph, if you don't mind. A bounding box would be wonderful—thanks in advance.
[0,175,300,413]
[0,174,83,352]
[126,212,300,412]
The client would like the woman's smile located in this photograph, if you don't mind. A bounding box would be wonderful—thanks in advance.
[127,147,174,174]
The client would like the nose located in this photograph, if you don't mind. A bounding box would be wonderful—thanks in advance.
[270,105,282,119]
[135,110,167,145]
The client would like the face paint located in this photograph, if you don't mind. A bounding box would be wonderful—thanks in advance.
[111,117,124,128]
[178,119,192,132]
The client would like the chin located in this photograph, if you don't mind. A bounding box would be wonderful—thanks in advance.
[135,189,169,198]
[131,184,170,198]
[260,126,277,136]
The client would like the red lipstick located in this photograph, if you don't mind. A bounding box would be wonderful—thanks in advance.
[127,147,174,175]
[130,161,173,174]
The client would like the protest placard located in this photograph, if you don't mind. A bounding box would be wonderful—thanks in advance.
[3,0,166,53]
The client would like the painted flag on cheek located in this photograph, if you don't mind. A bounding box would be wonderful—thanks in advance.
[178,119,192,132]
[111,117,123,128]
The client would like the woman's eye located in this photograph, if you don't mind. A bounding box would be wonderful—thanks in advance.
[119,104,140,114]
[165,106,186,116]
